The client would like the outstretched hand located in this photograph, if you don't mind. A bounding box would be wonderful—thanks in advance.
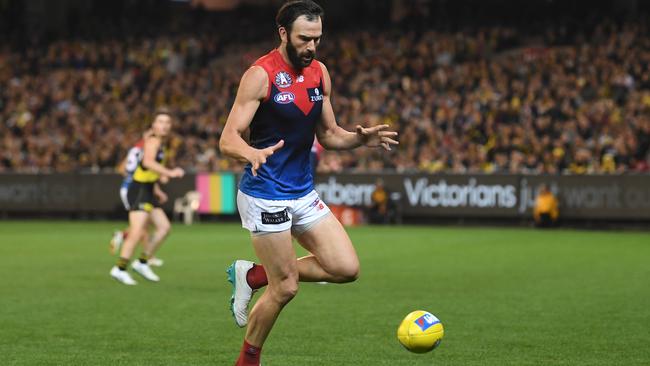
[168,167,185,178]
[250,140,284,176]
[356,124,399,151]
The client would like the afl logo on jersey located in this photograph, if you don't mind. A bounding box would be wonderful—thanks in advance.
[275,71,293,88]
[274,92,295,104]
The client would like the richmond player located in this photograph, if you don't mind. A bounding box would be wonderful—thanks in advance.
[110,129,163,267]
[110,110,185,285]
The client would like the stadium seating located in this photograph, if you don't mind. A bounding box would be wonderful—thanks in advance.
[1,21,648,174]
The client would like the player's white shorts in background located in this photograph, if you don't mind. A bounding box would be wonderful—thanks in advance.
[237,190,331,235]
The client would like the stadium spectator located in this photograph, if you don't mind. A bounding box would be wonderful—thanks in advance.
[1,19,649,174]
[533,184,559,228]
[369,178,390,224]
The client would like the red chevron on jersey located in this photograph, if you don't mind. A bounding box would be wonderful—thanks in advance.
[255,49,323,116]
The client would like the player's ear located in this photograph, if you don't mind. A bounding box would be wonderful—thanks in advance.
[278,26,288,43]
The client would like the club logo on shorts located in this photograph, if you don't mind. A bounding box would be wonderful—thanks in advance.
[261,208,290,225]
[275,71,293,88]
[309,198,325,211]
[274,92,295,104]
[414,313,439,331]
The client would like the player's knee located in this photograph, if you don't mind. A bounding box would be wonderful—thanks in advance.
[272,278,299,305]
[339,263,360,283]
[328,262,359,283]
[158,222,171,237]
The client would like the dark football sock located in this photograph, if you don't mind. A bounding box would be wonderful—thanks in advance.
[138,253,150,264]
[246,264,268,289]
[235,340,262,366]
[117,257,129,271]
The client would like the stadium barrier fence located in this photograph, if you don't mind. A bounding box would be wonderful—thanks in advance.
[1,173,649,221]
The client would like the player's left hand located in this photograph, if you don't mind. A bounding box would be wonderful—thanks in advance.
[156,191,168,204]
[356,124,399,151]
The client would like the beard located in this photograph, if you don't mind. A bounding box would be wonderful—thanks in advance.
[286,37,315,70]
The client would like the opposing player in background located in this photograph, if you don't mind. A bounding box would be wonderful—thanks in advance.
[109,129,163,267]
[110,110,185,285]
[219,1,398,365]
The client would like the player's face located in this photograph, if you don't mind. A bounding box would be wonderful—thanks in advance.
[285,15,322,69]
[151,114,172,137]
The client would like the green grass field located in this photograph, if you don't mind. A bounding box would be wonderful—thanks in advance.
[1,221,649,366]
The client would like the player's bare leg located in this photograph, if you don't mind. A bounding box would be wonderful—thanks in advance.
[235,230,298,366]
[110,211,148,285]
[130,208,168,282]
[142,208,171,260]
[140,229,162,266]
[118,225,163,266]
[109,223,151,256]
[230,214,358,323]
[119,212,148,261]
[238,214,359,284]
[294,214,360,283]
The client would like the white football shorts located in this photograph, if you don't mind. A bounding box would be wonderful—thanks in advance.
[237,190,331,235]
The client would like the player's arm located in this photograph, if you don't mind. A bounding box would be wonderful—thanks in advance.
[220,66,284,176]
[116,158,127,176]
[153,183,168,204]
[142,137,184,178]
[316,62,399,151]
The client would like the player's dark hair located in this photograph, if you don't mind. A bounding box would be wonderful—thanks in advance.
[276,0,323,35]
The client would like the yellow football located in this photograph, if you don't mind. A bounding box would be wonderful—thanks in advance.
[397,310,444,353]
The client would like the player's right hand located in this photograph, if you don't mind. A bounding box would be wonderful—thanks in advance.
[169,167,185,178]
[250,140,284,177]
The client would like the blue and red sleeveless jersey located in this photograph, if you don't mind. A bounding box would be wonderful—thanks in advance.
[239,49,324,200]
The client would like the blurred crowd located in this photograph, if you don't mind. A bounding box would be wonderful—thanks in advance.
[1,19,649,174]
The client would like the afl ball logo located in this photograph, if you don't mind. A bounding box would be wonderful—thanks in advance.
[274,92,295,104]
[414,313,439,331]
[275,71,293,88]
